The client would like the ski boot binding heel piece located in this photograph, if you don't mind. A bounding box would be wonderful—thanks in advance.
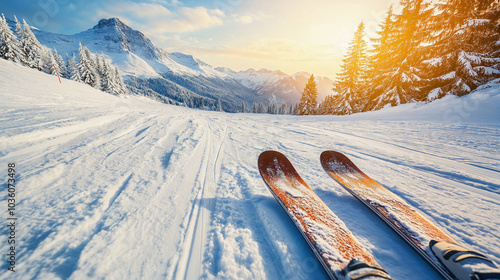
[430,240,500,280]
[341,259,393,280]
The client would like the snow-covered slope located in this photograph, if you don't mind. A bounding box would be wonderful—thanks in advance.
[1,59,499,280]
[218,67,335,103]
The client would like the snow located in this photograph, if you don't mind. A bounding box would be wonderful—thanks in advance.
[1,59,499,279]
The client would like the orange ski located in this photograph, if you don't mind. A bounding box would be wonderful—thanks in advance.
[258,151,391,280]
[321,150,500,280]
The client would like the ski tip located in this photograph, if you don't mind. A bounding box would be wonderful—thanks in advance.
[320,150,363,173]
[320,150,349,165]
[258,150,291,174]
[258,150,285,170]
[258,151,307,185]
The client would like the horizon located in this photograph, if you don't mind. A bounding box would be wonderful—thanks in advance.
[0,0,416,80]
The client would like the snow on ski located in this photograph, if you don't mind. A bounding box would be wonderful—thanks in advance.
[258,151,392,280]
[320,150,500,280]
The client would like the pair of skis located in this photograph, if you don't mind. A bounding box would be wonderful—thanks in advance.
[258,150,500,280]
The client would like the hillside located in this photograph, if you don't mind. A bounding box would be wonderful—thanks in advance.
[1,59,499,279]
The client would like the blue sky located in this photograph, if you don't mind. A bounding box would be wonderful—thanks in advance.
[1,0,406,78]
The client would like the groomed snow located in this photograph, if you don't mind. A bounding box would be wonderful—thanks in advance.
[1,59,499,280]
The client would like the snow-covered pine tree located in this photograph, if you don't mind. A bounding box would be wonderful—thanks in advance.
[216,98,223,112]
[20,19,45,70]
[257,103,265,113]
[279,103,288,115]
[267,103,278,114]
[241,101,246,113]
[96,54,109,91]
[332,21,369,115]
[68,53,81,82]
[365,0,433,111]
[41,49,56,75]
[319,95,336,115]
[104,57,115,93]
[63,53,72,78]
[113,65,127,95]
[13,16,27,65]
[77,43,100,89]
[53,48,66,78]
[483,1,500,61]
[422,0,500,100]
[94,53,106,90]
[0,14,25,63]
[366,6,396,108]
[298,74,318,115]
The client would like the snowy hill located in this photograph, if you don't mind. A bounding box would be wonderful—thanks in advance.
[1,59,499,279]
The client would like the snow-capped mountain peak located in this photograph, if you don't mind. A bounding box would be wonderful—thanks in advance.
[73,17,165,60]
[26,16,333,109]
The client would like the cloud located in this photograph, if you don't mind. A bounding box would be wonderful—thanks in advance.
[98,2,225,33]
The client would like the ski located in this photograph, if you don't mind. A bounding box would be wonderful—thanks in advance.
[320,150,500,280]
[258,151,392,280]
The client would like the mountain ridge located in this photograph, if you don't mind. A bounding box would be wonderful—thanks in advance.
[10,16,335,111]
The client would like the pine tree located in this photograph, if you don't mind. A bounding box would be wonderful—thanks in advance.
[41,50,55,75]
[20,19,44,70]
[279,103,288,115]
[483,1,500,60]
[298,74,318,115]
[63,53,72,78]
[332,21,369,115]
[366,0,433,110]
[68,53,81,82]
[13,16,27,65]
[257,103,265,113]
[113,65,127,95]
[422,0,500,100]
[0,14,25,63]
[216,98,223,112]
[367,6,396,99]
[241,101,246,113]
[77,43,100,89]
[53,48,66,78]
[319,95,337,115]
[100,56,112,93]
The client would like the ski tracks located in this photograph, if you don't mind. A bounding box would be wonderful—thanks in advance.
[169,113,228,280]
[201,116,329,280]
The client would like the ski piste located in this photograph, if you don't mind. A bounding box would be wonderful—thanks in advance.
[258,151,392,280]
[320,150,500,280]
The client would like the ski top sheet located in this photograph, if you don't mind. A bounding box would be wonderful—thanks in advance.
[320,150,500,280]
[258,151,391,280]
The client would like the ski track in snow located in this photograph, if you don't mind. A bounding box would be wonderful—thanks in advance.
[0,60,499,279]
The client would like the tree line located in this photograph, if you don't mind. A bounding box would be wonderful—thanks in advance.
[299,0,500,115]
[0,14,127,95]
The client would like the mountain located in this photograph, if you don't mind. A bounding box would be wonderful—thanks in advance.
[24,17,334,112]
[217,68,334,104]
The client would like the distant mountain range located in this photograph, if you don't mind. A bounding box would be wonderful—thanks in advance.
[25,17,334,112]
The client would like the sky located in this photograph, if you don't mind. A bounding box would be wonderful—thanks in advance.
[1,0,408,79]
